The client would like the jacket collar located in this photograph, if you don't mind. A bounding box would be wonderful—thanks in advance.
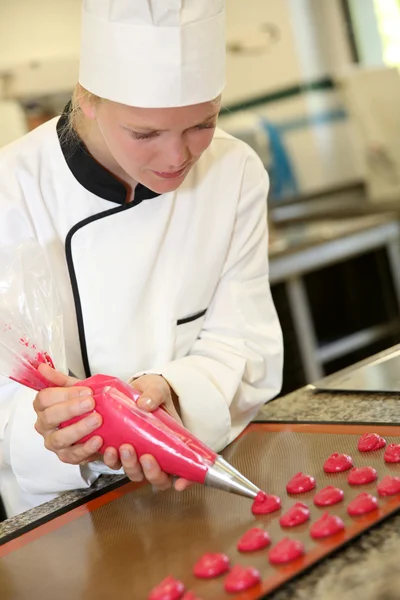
[56,103,160,205]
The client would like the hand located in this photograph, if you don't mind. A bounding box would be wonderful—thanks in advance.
[33,364,104,465]
[103,374,192,492]
[34,367,191,492]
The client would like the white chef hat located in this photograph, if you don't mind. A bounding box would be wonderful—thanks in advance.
[79,0,226,108]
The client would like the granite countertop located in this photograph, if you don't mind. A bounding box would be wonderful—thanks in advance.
[2,345,400,599]
[257,344,400,426]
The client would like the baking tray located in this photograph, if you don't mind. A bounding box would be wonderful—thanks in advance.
[1,423,400,600]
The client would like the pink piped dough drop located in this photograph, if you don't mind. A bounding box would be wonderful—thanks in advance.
[148,576,185,600]
[377,476,400,496]
[358,433,386,452]
[286,472,316,494]
[310,512,345,539]
[279,502,310,527]
[347,492,378,516]
[251,491,281,515]
[313,486,344,507]
[384,444,400,463]
[182,593,202,600]
[323,453,353,473]
[193,553,230,579]
[237,528,271,552]
[348,466,377,485]
[268,538,305,565]
[224,565,261,593]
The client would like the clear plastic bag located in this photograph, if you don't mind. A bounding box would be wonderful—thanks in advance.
[0,239,67,390]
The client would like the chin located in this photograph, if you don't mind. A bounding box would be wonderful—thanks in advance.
[141,173,188,194]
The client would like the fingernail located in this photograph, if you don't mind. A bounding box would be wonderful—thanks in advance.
[138,397,155,410]
[121,448,132,460]
[88,414,101,427]
[89,437,101,449]
[141,457,152,471]
[81,398,94,411]
[79,388,93,397]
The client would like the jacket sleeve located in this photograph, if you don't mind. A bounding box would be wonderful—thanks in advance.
[159,152,283,452]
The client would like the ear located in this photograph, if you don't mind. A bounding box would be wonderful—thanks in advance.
[79,93,97,121]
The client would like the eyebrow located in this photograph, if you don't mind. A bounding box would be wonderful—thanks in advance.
[124,112,219,133]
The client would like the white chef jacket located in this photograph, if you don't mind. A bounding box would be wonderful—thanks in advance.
[0,107,283,517]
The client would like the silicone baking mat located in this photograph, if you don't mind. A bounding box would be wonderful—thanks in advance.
[1,423,400,600]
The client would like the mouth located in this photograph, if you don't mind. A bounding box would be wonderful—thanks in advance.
[151,164,189,179]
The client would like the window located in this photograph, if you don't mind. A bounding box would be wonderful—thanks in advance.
[373,0,400,65]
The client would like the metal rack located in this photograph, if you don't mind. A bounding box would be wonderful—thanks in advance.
[269,216,400,382]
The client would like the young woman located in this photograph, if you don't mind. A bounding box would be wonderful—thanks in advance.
[0,0,283,517]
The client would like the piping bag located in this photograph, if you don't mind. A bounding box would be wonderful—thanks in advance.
[0,241,260,499]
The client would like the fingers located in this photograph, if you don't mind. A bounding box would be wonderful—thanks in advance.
[37,363,80,387]
[34,386,93,414]
[44,412,102,451]
[57,436,103,465]
[174,478,193,492]
[132,375,182,424]
[118,445,144,482]
[35,395,95,431]
[103,447,122,471]
[139,454,172,490]
[111,446,191,493]
[134,375,170,411]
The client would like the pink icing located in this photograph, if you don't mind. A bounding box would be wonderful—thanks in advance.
[347,492,378,516]
[10,339,55,391]
[268,538,305,565]
[279,502,310,527]
[313,486,344,507]
[251,491,281,515]
[193,553,230,579]
[18,356,220,486]
[61,374,213,483]
[148,576,185,600]
[237,527,271,552]
[224,565,261,593]
[286,472,316,494]
[347,466,377,485]
[358,433,386,452]
[310,512,345,539]
[377,475,400,496]
[384,444,400,463]
[323,453,353,473]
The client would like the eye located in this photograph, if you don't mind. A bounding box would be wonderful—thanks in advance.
[195,122,216,131]
[127,130,159,141]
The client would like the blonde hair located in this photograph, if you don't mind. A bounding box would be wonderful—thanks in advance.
[66,83,103,139]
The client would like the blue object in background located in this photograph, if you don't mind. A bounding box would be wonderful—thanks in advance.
[259,118,299,200]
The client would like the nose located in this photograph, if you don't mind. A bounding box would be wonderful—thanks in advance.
[165,135,190,168]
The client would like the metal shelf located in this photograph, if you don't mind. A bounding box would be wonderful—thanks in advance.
[269,217,400,383]
[316,320,400,364]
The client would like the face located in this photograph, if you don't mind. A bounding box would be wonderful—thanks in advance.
[83,98,220,194]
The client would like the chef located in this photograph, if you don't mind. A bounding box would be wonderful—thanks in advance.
[0,0,283,518]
